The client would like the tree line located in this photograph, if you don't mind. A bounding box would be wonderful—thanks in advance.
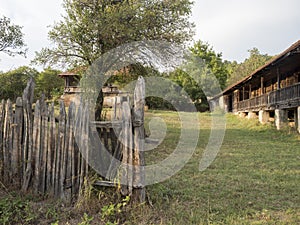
[0,0,272,111]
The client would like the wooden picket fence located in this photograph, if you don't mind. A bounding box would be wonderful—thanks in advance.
[0,77,145,202]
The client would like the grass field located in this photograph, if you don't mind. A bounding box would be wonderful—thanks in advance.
[0,111,299,224]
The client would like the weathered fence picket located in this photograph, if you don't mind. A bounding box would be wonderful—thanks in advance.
[3,100,13,183]
[0,100,4,178]
[22,78,35,191]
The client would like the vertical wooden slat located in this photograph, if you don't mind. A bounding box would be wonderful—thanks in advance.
[33,100,41,193]
[3,100,13,183]
[74,101,83,195]
[12,97,23,186]
[61,102,69,201]
[79,102,89,192]
[133,76,146,202]
[0,100,5,180]
[62,101,75,202]
[121,101,133,196]
[67,102,75,201]
[57,101,66,198]
[47,103,56,193]
[40,98,48,194]
[22,78,35,192]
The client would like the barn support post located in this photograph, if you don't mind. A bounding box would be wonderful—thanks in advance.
[275,109,288,130]
[259,110,269,124]
[247,111,257,119]
[297,107,300,133]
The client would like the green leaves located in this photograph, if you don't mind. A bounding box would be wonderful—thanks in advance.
[0,66,63,101]
[0,66,38,101]
[0,16,27,57]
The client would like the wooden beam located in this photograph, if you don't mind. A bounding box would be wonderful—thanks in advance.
[277,68,281,90]
[261,77,264,95]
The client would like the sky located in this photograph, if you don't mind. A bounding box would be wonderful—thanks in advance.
[0,0,300,72]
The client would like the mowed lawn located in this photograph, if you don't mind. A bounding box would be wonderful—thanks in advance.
[130,111,300,224]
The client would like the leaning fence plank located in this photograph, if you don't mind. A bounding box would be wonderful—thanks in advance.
[0,100,5,180]
[133,76,146,202]
[12,97,23,186]
[22,78,35,191]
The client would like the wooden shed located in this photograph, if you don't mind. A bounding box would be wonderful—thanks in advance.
[58,72,81,94]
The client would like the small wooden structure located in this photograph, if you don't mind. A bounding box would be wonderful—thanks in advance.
[211,40,300,132]
[0,77,146,202]
[58,72,126,108]
[58,72,81,94]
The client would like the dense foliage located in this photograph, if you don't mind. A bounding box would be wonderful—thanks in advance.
[0,66,38,101]
[0,67,63,101]
[166,40,229,111]
[35,68,64,100]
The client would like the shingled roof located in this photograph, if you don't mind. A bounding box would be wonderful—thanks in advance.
[216,39,300,98]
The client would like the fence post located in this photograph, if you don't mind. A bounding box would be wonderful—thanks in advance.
[133,76,146,202]
[121,101,133,196]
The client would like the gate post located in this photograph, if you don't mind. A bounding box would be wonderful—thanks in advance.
[132,76,146,203]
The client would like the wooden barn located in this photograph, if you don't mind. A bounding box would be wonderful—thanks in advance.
[58,72,125,107]
[210,40,300,132]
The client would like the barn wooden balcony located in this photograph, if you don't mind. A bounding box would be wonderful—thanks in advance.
[236,82,300,111]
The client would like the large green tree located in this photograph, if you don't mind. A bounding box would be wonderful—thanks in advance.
[0,16,27,57]
[227,48,272,86]
[33,0,195,67]
[168,40,228,111]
